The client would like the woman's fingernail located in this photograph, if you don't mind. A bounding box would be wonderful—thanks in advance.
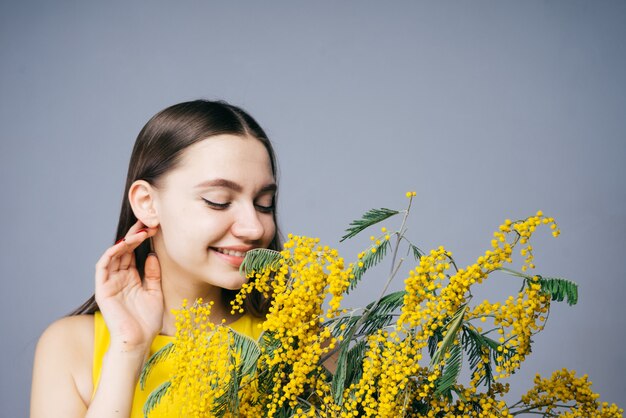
[115,237,126,245]
[137,228,148,234]
[147,252,158,258]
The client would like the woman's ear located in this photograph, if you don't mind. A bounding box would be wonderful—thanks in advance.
[128,180,160,228]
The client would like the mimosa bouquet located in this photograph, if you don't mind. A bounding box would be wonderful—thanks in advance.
[141,193,623,417]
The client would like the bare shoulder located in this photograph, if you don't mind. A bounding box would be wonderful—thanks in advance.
[40,314,93,341]
[31,314,95,415]
[36,314,94,369]
[39,314,94,344]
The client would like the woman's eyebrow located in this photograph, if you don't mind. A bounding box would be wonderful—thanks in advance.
[195,178,277,193]
[259,183,278,194]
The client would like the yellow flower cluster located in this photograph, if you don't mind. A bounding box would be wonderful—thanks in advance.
[328,246,452,416]
[233,234,352,417]
[470,276,550,381]
[338,330,437,417]
[155,299,238,417]
[423,384,511,417]
[464,213,558,382]
[399,246,453,330]
[330,212,562,416]
[517,368,623,417]
[144,199,621,418]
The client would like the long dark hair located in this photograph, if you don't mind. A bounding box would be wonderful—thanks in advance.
[70,100,281,317]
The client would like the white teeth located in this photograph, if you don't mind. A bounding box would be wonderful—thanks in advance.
[215,248,247,257]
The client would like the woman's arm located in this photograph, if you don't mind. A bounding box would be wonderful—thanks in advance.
[30,315,150,418]
[30,316,92,417]
[85,341,149,418]
[31,222,162,418]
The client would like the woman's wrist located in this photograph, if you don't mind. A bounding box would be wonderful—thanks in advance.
[107,340,152,358]
[86,345,148,417]
[99,343,150,386]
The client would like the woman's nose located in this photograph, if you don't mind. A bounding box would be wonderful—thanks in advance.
[231,205,265,241]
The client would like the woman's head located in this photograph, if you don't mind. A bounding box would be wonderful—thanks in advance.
[130,134,277,295]
[73,100,279,316]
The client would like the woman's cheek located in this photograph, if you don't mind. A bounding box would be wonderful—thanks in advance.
[197,213,229,244]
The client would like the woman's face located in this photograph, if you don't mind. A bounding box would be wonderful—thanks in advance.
[151,134,276,290]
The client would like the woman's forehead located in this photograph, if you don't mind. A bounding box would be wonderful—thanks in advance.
[165,135,274,187]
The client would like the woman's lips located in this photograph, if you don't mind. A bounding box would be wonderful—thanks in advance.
[214,247,247,257]
[211,247,249,267]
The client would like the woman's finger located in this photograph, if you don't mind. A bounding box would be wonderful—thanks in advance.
[95,233,139,282]
[107,239,126,272]
[143,253,161,292]
[95,242,125,286]
[119,226,158,253]
[112,227,158,271]
[117,249,135,271]
[96,226,158,285]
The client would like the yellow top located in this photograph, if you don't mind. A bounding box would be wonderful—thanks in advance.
[92,311,264,418]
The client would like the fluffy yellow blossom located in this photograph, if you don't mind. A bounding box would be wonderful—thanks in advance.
[232,235,351,417]
[514,368,623,417]
[150,300,243,417]
[143,202,619,418]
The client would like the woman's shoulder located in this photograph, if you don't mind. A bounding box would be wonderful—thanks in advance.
[35,314,95,376]
[38,314,94,349]
[33,314,95,405]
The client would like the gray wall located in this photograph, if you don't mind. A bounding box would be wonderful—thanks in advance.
[1,1,624,416]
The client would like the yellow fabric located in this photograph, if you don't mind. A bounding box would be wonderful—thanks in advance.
[92,311,264,418]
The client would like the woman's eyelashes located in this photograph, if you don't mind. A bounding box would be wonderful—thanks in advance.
[202,197,275,213]
[202,198,230,209]
[254,201,275,213]
[254,194,275,213]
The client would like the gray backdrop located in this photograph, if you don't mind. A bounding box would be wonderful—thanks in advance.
[1,1,625,416]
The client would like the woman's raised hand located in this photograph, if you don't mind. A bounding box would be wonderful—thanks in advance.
[95,221,163,353]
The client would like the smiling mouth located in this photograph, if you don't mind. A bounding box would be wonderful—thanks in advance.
[213,248,248,258]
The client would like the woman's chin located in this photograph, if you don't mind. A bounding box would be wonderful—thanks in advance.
[212,273,248,291]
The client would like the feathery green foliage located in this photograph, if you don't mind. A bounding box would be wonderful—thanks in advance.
[232,330,261,376]
[331,346,349,404]
[348,239,390,292]
[498,268,578,306]
[462,325,517,388]
[329,291,406,339]
[256,333,282,396]
[340,208,399,242]
[239,248,285,277]
[409,243,424,261]
[331,339,367,404]
[430,305,466,368]
[211,330,262,416]
[434,342,463,399]
[329,292,406,404]
[212,334,240,416]
[462,326,494,388]
[344,339,367,389]
[140,342,174,390]
[537,276,578,306]
[143,381,171,418]
[427,328,444,359]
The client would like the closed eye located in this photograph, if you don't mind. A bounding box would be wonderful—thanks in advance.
[202,198,230,209]
[254,193,275,213]
[254,202,275,213]
[203,198,273,213]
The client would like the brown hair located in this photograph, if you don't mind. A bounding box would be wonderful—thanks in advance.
[70,100,280,317]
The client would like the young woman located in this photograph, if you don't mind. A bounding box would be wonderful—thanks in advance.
[30,100,281,418]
